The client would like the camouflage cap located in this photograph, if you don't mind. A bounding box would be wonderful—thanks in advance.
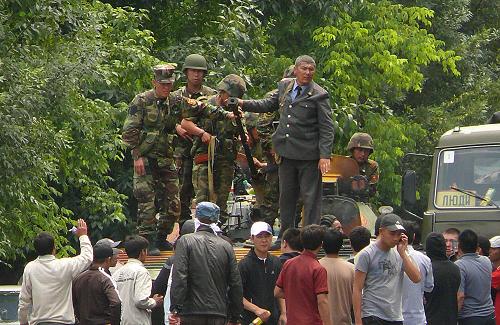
[244,112,259,129]
[217,74,246,98]
[153,63,176,84]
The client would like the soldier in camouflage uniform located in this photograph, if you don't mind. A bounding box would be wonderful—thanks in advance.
[171,54,217,227]
[122,64,219,255]
[347,132,380,200]
[180,74,247,224]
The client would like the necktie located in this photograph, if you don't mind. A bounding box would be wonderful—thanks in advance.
[296,86,302,99]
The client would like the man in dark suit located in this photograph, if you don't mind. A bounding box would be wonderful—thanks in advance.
[239,55,334,246]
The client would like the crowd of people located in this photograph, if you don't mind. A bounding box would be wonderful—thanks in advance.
[17,207,500,325]
[15,53,499,325]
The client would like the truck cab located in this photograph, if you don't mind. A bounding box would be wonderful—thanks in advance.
[407,124,500,238]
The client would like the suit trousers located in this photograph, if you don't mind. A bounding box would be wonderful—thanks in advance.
[278,157,322,238]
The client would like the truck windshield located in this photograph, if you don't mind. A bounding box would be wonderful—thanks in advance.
[435,146,500,208]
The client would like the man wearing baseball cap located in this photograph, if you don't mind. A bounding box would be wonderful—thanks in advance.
[72,244,121,325]
[95,238,122,274]
[353,213,421,325]
[238,222,284,324]
[490,235,500,325]
[169,202,243,325]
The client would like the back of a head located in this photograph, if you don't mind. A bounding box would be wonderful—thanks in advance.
[300,225,325,251]
[412,222,422,245]
[349,226,371,253]
[323,229,344,255]
[34,232,55,256]
[477,235,491,256]
[282,228,303,251]
[124,235,149,259]
[425,232,447,261]
[402,220,415,245]
[458,229,478,254]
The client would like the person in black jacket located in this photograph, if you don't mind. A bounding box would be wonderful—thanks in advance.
[169,202,243,325]
[424,232,461,325]
[239,222,284,325]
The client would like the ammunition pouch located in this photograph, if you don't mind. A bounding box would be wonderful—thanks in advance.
[137,131,158,157]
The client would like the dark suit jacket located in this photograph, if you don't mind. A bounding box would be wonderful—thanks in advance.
[243,78,334,160]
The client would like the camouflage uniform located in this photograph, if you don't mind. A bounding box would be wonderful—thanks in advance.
[188,75,246,223]
[245,110,281,228]
[172,85,216,226]
[347,132,380,201]
[122,64,207,245]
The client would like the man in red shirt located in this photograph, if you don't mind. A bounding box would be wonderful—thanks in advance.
[490,236,500,325]
[274,224,332,325]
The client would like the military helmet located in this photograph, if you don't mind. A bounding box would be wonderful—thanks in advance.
[347,132,374,152]
[283,64,295,78]
[182,54,208,72]
[320,214,337,227]
[153,63,176,83]
[217,74,246,98]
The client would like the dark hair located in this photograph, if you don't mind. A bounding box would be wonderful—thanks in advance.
[458,229,478,254]
[124,235,149,258]
[477,235,491,256]
[443,227,460,236]
[282,228,303,251]
[34,232,55,256]
[403,221,416,245]
[412,222,422,245]
[300,225,325,251]
[323,229,344,254]
[374,217,382,237]
[349,226,371,252]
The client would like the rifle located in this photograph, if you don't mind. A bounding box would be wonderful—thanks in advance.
[227,97,260,179]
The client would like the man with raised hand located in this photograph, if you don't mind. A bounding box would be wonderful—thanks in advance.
[18,219,93,325]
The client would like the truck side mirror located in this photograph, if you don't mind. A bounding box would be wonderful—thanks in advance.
[402,170,417,207]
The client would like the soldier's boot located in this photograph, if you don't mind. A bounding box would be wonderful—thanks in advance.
[156,232,173,251]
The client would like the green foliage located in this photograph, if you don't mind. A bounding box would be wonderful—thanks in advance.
[0,0,157,259]
[0,0,497,272]
[313,1,461,104]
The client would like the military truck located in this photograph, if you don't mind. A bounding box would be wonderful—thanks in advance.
[402,123,500,239]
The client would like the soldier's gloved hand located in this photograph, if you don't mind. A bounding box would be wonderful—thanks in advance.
[134,157,146,176]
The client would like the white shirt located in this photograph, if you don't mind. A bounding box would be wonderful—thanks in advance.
[112,258,157,325]
[18,235,93,325]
